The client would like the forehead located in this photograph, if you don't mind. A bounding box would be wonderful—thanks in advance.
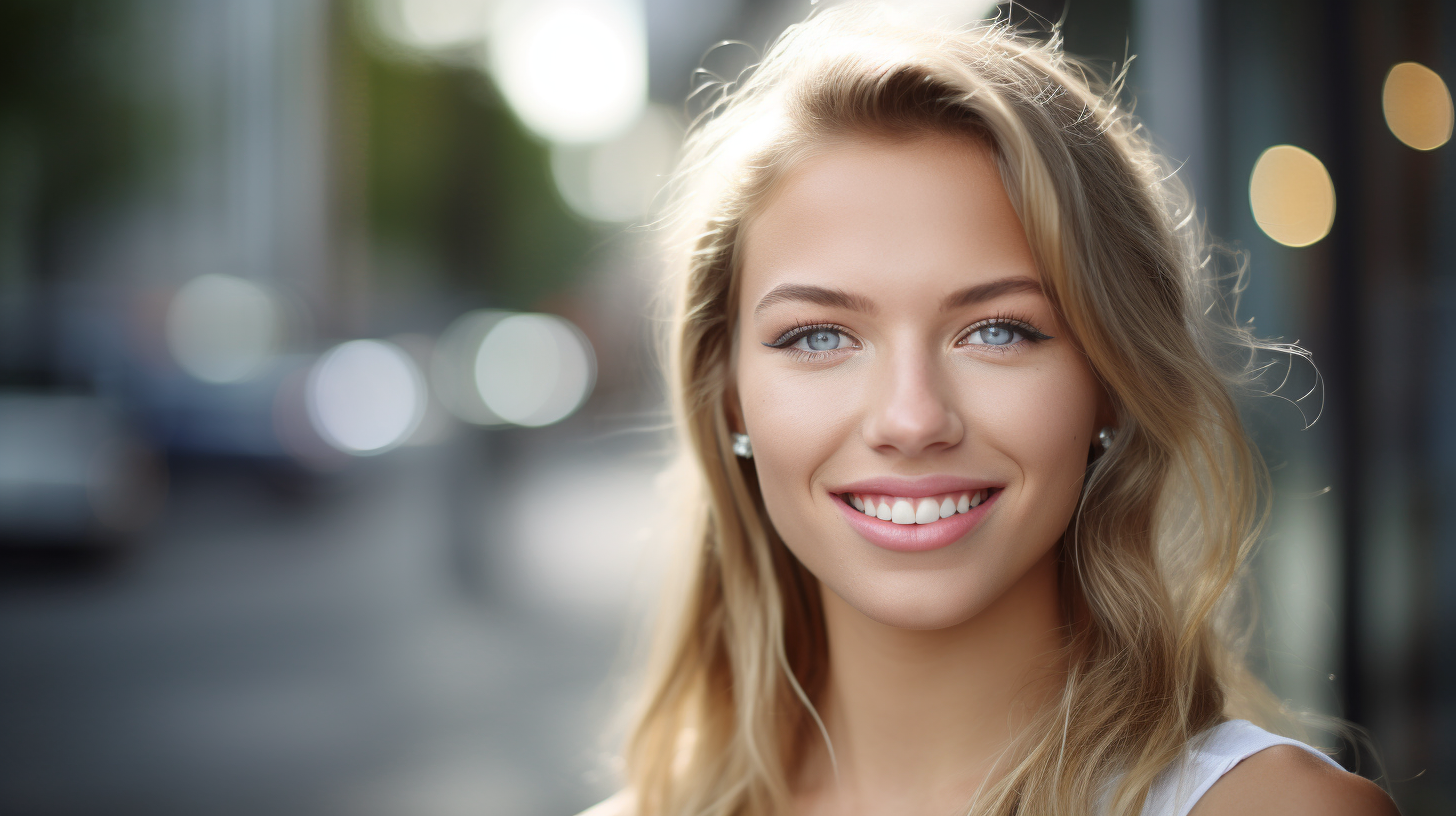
[736,133,1039,311]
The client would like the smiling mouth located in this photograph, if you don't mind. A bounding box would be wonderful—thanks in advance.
[837,489,998,525]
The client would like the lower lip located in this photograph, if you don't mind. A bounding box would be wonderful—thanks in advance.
[834,490,999,552]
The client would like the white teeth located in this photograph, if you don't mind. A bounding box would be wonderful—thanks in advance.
[850,490,995,523]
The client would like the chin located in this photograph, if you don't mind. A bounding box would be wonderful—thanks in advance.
[820,565,1009,631]
[852,598,986,631]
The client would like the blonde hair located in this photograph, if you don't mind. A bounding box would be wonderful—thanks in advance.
[623,5,1300,814]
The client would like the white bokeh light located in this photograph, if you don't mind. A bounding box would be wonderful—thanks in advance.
[166,274,279,384]
[369,0,494,52]
[550,104,680,222]
[432,310,510,425]
[307,340,425,455]
[475,314,595,427]
[488,0,647,144]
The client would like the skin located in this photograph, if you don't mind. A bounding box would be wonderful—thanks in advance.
[721,133,1397,816]
[1190,745,1399,816]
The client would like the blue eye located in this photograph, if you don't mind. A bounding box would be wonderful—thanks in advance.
[798,329,844,351]
[959,319,1051,348]
[765,324,858,355]
[964,324,1021,346]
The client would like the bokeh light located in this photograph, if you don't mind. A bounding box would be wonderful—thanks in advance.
[1248,145,1336,248]
[432,309,510,425]
[1383,62,1453,151]
[369,0,493,52]
[475,313,595,427]
[388,333,453,446]
[550,103,681,222]
[487,0,647,144]
[166,274,280,384]
[306,340,425,455]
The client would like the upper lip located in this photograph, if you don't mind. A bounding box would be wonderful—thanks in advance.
[828,474,1004,497]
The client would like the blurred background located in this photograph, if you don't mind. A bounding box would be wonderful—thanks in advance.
[0,0,1449,813]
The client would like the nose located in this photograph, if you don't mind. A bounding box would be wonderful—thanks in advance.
[861,345,963,456]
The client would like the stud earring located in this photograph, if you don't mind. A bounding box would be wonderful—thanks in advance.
[1097,426,1117,452]
[732,432,753,459]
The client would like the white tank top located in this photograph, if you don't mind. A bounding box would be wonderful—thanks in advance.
[1135,719,1343,815]
[583,720,1344,816]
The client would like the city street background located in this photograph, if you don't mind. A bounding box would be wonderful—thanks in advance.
[0,0,1452,813]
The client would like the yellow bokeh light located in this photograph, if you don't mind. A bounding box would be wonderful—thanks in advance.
[1383,62,1453,150]
[1248,145,1336,248]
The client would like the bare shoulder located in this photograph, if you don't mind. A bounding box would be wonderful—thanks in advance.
[1187,744,1399,816]
[575,790,634,816]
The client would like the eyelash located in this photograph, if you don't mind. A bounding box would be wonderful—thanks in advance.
[764,315,1052,361]
[764,323,859,361]
[954,314,1053,352]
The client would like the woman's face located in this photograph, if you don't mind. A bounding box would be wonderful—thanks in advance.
[732,132,1105,630]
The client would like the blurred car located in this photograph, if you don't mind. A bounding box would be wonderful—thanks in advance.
[0,393,164,546]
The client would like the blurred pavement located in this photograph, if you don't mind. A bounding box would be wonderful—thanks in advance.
[0,420,669,816]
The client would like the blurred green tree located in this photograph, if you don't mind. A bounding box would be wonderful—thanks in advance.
[351,9,594,312]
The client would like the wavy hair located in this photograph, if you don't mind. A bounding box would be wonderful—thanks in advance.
[621,5,1304,814]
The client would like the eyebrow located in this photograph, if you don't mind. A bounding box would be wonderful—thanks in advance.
[753,284,878,317]
[939,276,1044,311]
[752,275,1043,318]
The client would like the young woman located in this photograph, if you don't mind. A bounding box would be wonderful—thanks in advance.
[586,5,1399,815]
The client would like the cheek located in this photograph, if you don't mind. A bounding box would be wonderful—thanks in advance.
[736,359,860,500]
[968,358,1100,504]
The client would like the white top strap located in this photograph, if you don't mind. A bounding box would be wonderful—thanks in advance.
[1140,719,1343,816]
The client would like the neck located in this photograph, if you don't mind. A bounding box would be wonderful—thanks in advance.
[797,548,1067,814]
